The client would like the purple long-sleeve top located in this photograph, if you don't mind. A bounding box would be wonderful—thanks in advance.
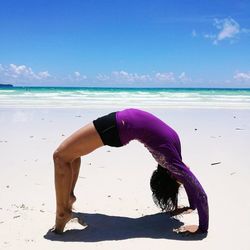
[116,108,209,232]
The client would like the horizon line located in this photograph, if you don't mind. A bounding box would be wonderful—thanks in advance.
[1,84,250,90]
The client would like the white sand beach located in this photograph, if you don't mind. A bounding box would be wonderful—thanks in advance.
[0,107,250,250]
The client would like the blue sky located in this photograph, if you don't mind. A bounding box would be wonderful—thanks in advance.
[0,0,250,87]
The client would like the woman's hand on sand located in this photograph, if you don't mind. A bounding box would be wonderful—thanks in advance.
[173,225,206,236]
[170,206,193,216]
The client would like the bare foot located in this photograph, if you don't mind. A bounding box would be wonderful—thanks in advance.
[52,211,73,234]
[51,213,87,234]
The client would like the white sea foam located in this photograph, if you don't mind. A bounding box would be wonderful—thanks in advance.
[0,88,250,109]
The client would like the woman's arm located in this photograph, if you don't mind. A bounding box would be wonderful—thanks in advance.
[171,162,209,233]
[184,183,197,210]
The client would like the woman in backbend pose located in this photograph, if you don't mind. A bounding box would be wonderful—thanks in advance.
[52,108,209,235]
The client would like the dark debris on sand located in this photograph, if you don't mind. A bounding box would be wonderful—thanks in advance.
[211,162,221,166]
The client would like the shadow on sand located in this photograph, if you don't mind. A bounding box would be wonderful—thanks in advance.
[44,212,207,242]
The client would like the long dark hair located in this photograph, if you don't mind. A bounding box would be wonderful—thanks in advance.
[150,164,180,212]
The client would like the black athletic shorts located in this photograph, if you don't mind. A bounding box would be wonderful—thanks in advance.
[93,112,123,147]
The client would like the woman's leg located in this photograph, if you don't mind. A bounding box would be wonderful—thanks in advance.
[53,122,103,233]
[69,157,81,210]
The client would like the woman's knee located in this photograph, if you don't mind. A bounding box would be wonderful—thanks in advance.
[53,147,72,164]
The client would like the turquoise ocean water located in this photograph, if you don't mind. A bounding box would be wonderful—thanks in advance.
[0,87,250,109]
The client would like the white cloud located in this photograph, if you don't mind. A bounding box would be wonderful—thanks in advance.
[0,64,195,86]
[37,71,50,79]
[74,71,81,77]
[68,71,87,82]
[155,72,175,82]
[178,72,189,81]
[233,72,250,82]
[1,64,51,81]
[75,71,87,80]
[214,18,240,41]
[204,18,249,44]
[8,64,34,78]
[111,70,151,83]
[96,73,110,81]
[95,70,190,84]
